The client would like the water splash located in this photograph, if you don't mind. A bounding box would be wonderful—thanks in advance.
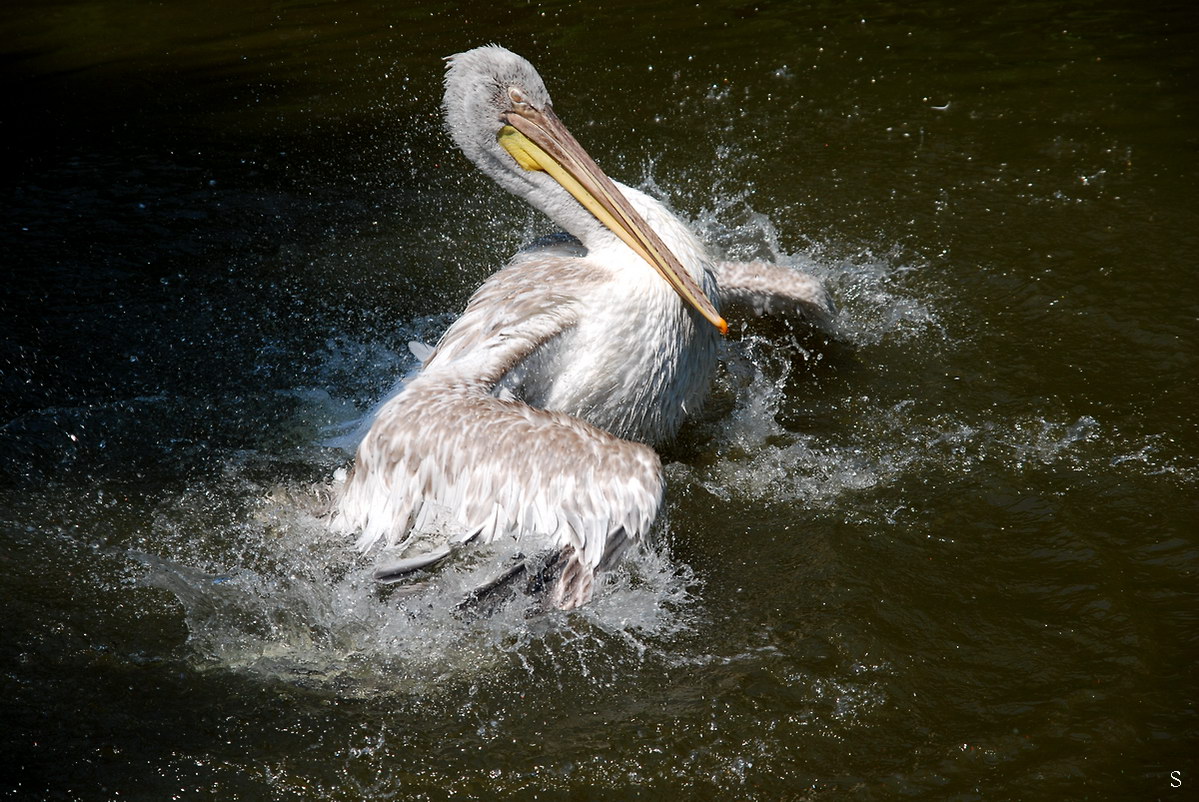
[135,469,702,693]
[128,198,1190,696]
[677,370,1189,511]
[649,169,945,350]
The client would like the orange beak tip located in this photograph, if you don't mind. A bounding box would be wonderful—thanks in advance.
[717,318,729,336]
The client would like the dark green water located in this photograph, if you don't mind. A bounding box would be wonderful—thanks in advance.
[3,1,1196,799]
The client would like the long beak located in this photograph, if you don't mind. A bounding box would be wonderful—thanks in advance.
[498,106,728,335]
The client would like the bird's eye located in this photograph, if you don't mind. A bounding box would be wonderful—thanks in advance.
[507,86,527,106]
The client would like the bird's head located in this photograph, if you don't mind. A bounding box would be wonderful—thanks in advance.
[442,45,727,335]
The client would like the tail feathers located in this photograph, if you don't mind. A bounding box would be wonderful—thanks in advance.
[552,525,632,609]
[550,550,595,610]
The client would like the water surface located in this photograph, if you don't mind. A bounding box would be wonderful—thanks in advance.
[3,1,1196,799]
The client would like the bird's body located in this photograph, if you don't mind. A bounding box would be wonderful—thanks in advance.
[332,46,833,608]
[487,185,719,445]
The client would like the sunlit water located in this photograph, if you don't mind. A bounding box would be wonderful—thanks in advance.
[3,1,1196,799]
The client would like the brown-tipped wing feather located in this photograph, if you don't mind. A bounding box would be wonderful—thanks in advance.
[333,258,664,609]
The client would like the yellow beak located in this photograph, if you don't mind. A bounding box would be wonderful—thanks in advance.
[498,106,727,335]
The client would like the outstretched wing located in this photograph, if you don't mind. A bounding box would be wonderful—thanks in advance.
[331,257,664,608]
[713,260,836,325]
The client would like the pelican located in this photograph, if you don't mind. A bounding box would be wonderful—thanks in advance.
[332,45,834,609]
